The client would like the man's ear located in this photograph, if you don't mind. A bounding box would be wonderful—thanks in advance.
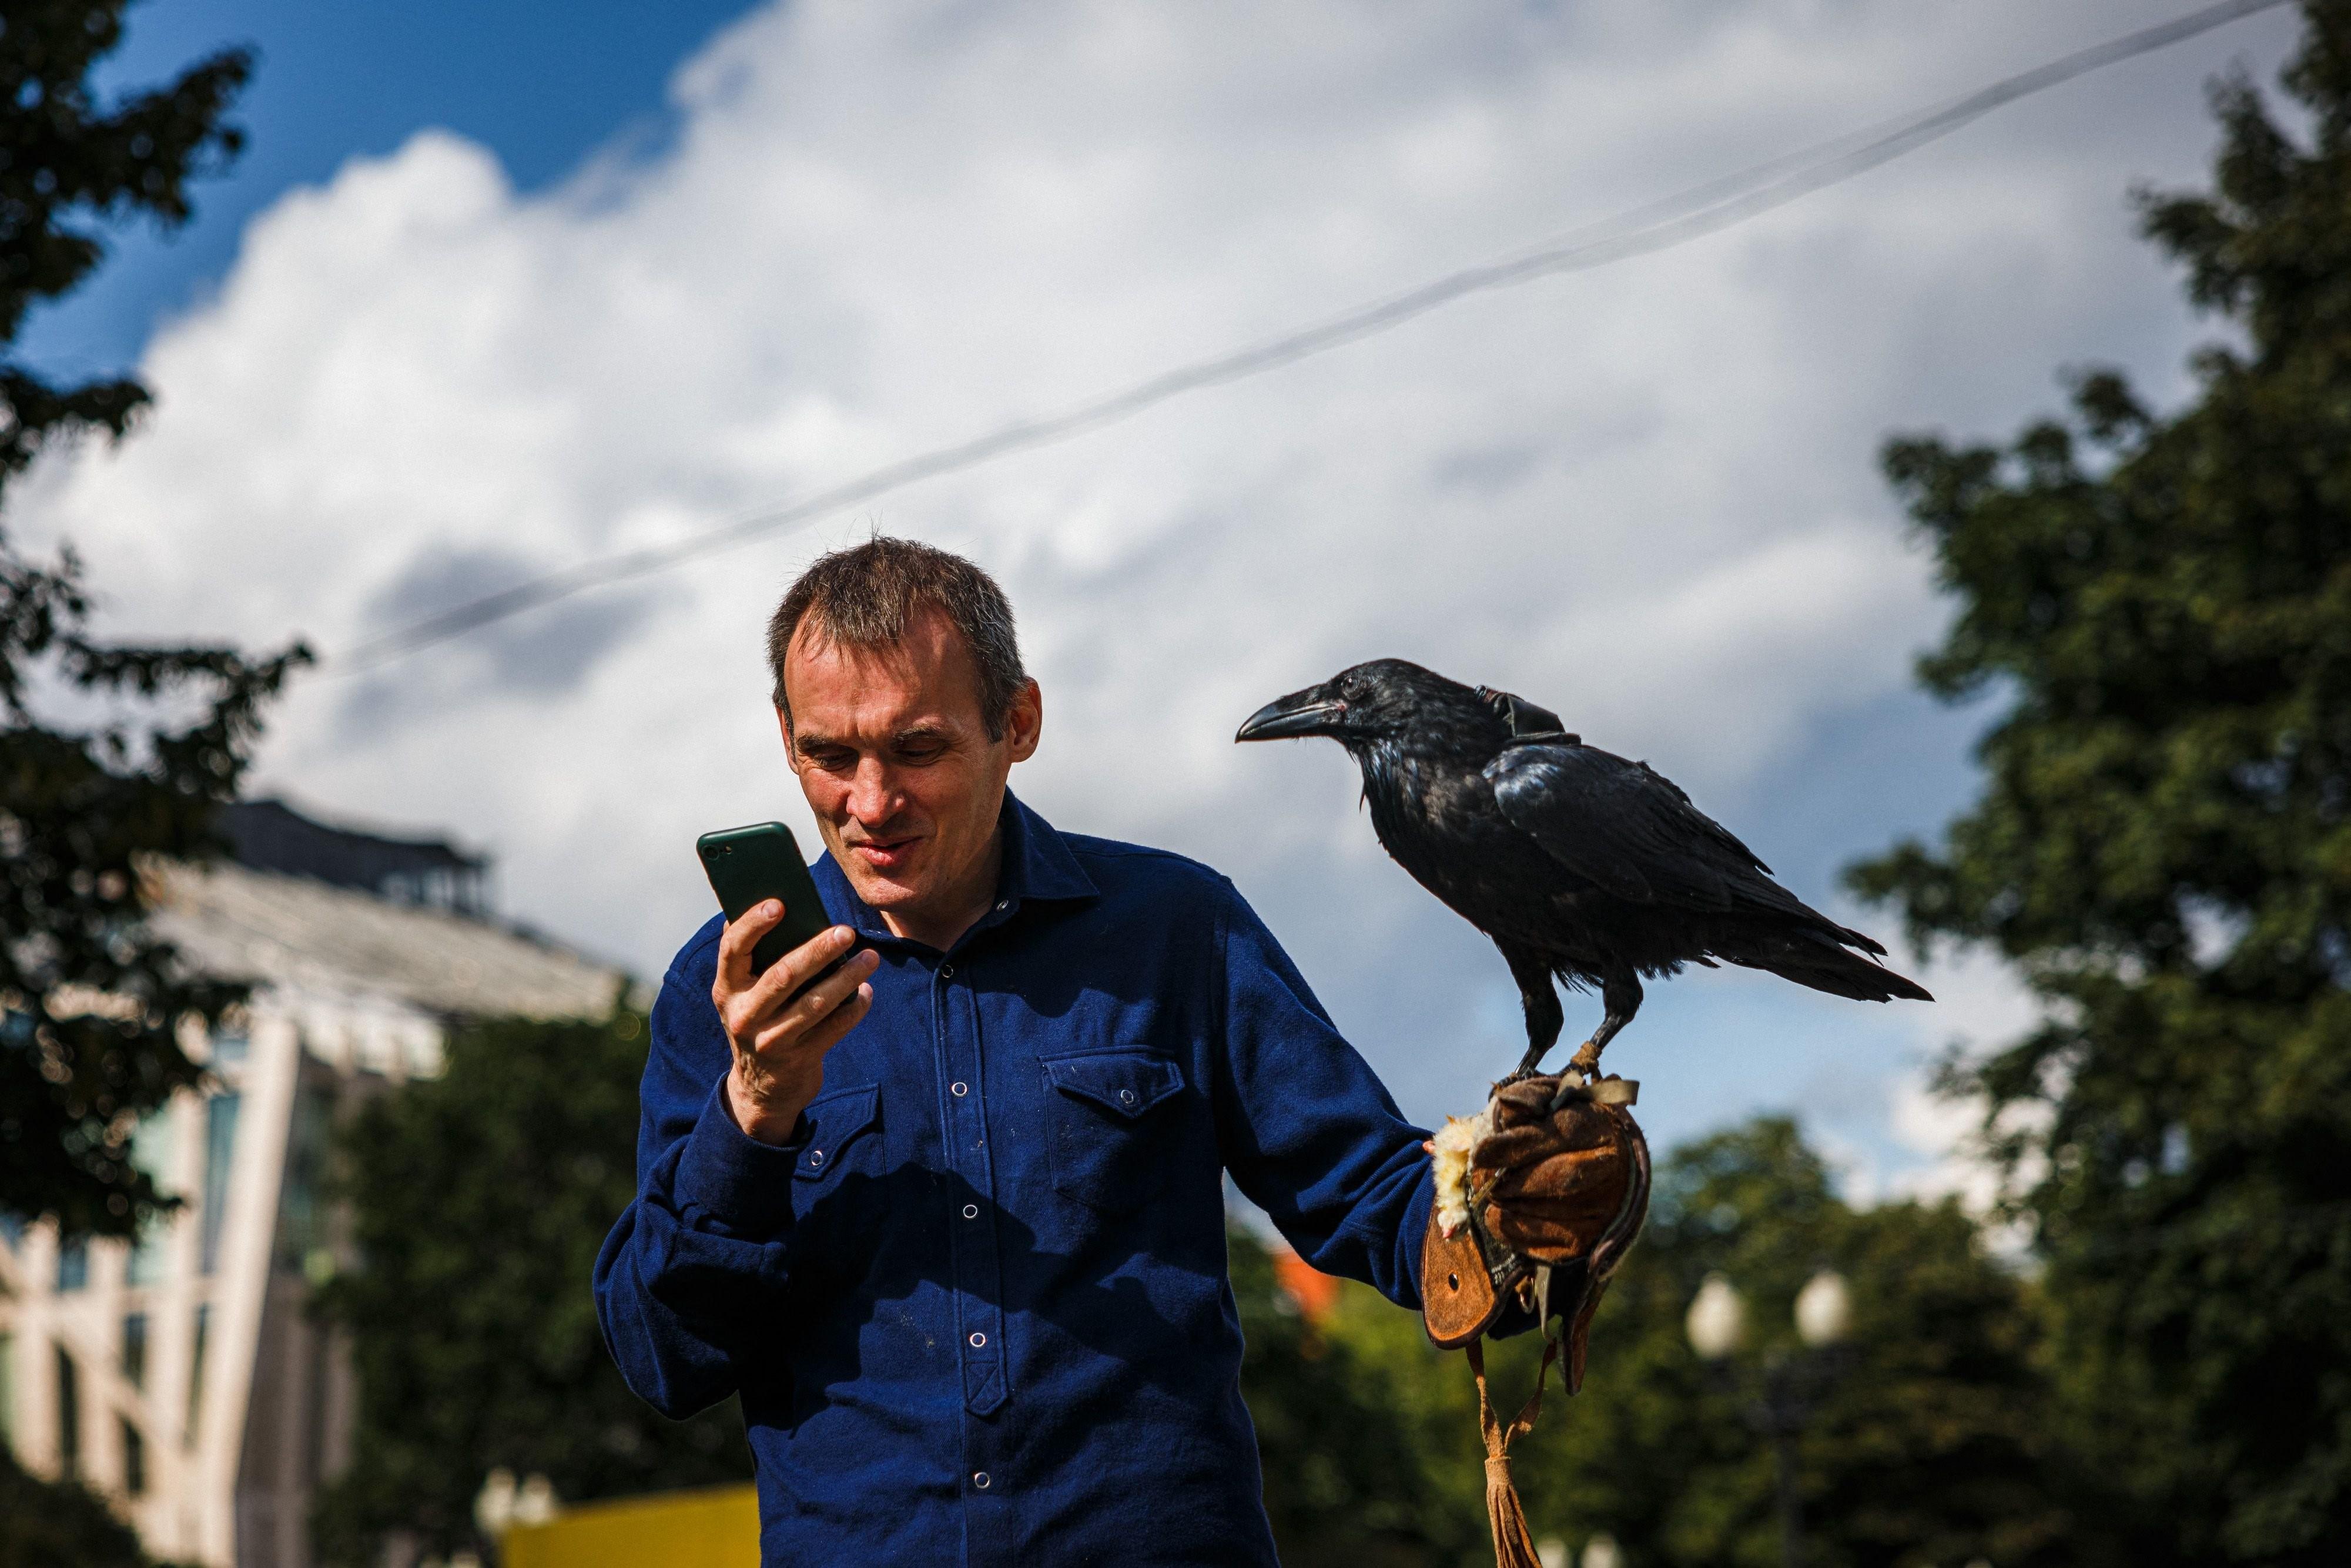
[1006,678,1043,765]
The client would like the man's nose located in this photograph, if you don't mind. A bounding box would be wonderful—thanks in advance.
[845,758,902,827]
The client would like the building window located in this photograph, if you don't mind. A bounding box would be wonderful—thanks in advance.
[120,1417,146,1496]
[185,1305,209,1447]
[276,1083,333,1274]
[126,1218,170,1289]
[200,1093,242,1275]
[126,1111,176,1288]
[55,1345,79,1479]
[121,1314,148,1390]
[55,1239,89,1293]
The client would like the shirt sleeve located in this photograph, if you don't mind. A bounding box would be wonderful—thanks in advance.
[1207,880,1436,1311]
[592,947,806,1419]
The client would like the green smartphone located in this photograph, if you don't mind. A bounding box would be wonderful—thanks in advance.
[696,822,836,974]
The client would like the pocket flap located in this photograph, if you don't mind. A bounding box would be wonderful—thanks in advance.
[796,1084,879,1179]
[1042,1050,1183,1120]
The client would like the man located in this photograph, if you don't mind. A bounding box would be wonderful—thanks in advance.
[596,538,1472,1564]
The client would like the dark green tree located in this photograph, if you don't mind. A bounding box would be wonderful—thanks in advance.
[1849,4,2351,1559]
[1230,1221,1488,1567]
[1,1,306,1242]
[1499,1119,2072,1568]
[0,1446,186,1568]
[310,1010,751,1566]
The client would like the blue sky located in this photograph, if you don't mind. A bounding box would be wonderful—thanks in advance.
[23,0,763,380]
[14,0,2302,1202]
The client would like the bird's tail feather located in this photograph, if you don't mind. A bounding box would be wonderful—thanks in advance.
[1724,932,1933,1004]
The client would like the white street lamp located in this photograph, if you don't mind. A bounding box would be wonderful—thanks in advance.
[1685,1271,1748,1360]
[1687,1268,1859,1568]
[1794,1269,1853,1349]
[513,1473,560,1527]
[473,1468,517,1538]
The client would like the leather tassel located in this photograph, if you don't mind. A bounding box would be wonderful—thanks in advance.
[1465,1336,1557,1568]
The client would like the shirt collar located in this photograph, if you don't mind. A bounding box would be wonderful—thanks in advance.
[813,789,1099,944]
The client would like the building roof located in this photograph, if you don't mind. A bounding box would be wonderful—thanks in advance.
[149,859,624,1021]
[216,798,488,914]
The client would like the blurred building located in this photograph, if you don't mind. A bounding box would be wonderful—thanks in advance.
[0,799,624,1568]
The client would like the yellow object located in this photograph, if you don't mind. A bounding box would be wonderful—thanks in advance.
[500,1483,760,1568]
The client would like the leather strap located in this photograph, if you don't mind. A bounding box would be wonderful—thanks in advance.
[1475,684,1579,746]
[1466,1325,1559,1568]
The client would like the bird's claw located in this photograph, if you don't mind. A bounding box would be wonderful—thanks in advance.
[1491,1064,1542,1097]
[1544,1040,1607,1111]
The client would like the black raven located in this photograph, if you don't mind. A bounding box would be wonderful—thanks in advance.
[1237,658,1930,1084]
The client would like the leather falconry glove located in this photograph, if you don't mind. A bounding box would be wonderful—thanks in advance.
[1421,1074,1652,1391]
[1421,1074,1652,1568]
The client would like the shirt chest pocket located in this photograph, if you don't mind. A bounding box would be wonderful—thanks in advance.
[791,1084,884,1215]
[1039,1048,1185,1215]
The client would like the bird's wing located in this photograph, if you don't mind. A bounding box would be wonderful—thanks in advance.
[1483,742,1791,913]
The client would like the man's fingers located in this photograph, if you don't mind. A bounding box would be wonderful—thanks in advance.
[714,899,789,999]
[759,946,880,1048]
[791,981,875,1060]
[736,923,859,1024]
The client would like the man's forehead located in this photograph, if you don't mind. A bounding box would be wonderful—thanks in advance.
[785,609,983,732]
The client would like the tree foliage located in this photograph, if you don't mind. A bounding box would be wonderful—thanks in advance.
[310,1009,751,1566]
[1231,1219,1489,1567]
[1848,4,2351,1559]
[0,1445,186,1568]
[0,1,306,1242]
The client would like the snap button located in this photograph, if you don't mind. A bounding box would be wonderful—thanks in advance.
[939,963,954,979]
[973,1472,990,1490]
[962,1203,979,1219]
[969,1331,986,1348]
[951,1081,968,1097]
[996,900,1008,910]
[808,1149,824,1165]
[1118,1088,1136,1105]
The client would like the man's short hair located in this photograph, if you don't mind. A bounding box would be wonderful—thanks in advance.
[768,537,1027,739]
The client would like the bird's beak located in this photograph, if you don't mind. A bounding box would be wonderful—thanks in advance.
[1236,685,1347,742]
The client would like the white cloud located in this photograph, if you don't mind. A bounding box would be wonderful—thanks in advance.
[15,0,2295,1161]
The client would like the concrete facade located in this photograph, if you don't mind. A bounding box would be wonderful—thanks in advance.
[1,822,624,1568]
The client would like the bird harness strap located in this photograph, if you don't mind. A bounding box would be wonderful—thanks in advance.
[1475,684,1579,746]
[1425,1073,1653,1568]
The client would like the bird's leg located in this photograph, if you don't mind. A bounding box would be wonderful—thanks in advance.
[1495,946,1563,1090]
[1562,973,1643,1084]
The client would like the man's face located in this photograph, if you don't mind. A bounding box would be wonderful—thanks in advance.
[781,607,1041,927]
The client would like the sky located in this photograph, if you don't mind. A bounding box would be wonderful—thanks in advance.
[14,0,2304,1204]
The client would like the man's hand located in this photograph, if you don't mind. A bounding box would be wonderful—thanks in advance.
[715,903,881,1145]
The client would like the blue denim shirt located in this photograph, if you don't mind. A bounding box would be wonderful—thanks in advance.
[594,794,1438,1566]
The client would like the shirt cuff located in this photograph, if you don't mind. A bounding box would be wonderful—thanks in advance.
[1399,1160,1438,1309]
[673,1080,806,1238]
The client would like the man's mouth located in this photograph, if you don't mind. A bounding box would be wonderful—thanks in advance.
[848,835,922,873]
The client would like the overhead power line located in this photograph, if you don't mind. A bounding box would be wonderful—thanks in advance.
[333,0,2288,674]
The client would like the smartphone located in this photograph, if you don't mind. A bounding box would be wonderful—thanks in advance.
[696,822,836,974]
